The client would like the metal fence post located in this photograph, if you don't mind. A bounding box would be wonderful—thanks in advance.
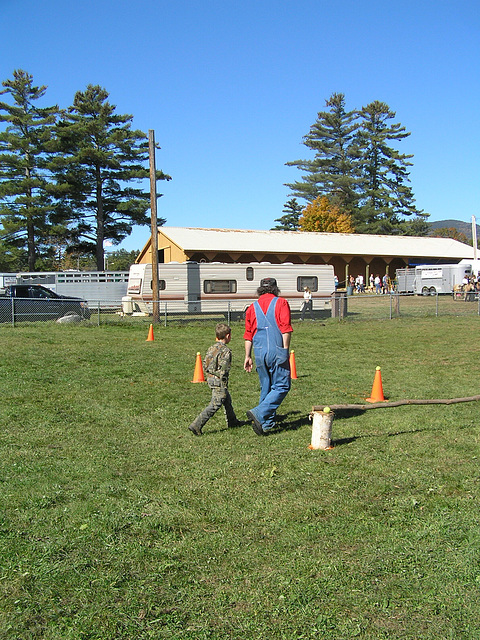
[435,292,439,317]
[389,293,393,320]
[164,302,168,327]
[227,301,231,325]
[11,297,15,327]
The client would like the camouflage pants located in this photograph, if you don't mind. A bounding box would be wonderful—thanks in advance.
[191,385,237,431]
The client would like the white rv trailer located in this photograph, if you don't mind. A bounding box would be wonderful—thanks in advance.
[124,262,336,315]
[396,263,472,295]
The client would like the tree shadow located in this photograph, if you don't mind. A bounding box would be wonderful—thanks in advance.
[267,408,454,446]
[333,425,440,447]
[330,408,366,420]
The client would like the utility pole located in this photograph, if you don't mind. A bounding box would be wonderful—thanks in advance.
[472,215,478,277]
[149,130,160,323]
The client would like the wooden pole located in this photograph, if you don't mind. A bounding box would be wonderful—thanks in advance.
[312,394,480,412]
[149,130,160,324]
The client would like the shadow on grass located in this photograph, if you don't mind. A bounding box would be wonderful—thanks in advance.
[333,425,443,448]
[269,411,308,434]
[206,407,468,442]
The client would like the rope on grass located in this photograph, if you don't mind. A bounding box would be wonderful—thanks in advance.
[312,394,480,412]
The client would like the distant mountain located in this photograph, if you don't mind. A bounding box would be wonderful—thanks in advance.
[428,219,480,240]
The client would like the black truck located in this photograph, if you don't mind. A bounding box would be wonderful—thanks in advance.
[0,284,91,323]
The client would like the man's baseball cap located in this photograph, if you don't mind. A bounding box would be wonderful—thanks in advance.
[260,277,277,287]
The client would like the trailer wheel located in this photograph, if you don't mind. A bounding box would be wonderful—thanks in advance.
[422,287,429,296]
[429,287,436,295]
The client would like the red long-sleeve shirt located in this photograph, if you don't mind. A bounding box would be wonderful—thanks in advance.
[243,294,293,341]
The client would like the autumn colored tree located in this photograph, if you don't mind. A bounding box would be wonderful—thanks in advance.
[431,227,470,245]
[299,196,355,233]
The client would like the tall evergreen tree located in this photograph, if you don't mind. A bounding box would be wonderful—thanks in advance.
[0,69,61,270]
[271,198,303,230]
[355,101,428,234]
[285,93,360,215]
[51,85,171,270]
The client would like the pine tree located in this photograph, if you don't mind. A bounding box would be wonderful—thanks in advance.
[299,196,355,233]
[0,70,61,270]
[51,85,171,270]
[356,101,428,234]
[271,198,303,230]
[104,248,140,270]
[285,93,360,215]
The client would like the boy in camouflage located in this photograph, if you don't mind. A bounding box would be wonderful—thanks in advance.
[189,323,240,436]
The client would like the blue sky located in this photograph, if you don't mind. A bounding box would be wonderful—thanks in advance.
[1,0,479,251]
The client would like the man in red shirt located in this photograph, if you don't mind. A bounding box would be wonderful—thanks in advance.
[244,277,293,435]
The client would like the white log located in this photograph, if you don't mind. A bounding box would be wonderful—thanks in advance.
[310,410,334,450]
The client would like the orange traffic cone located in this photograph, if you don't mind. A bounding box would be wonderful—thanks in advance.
[289,350,298,379]
[366,366,387,402]
[192,352,205,383]
[146,324,154,342]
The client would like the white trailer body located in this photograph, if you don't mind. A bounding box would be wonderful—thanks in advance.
[15,271,129,306]
[396,264,472,295]
[125,262,335,314]
[0,273,17,290]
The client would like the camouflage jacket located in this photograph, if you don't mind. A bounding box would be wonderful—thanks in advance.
[203,341,232,387]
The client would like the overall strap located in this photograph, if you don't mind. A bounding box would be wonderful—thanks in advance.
[253,298,282,341]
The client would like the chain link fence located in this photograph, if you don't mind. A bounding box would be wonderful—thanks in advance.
[2,292,480,326]
[335,291,480,321]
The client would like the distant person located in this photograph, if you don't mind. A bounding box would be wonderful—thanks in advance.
[374,275,382,294]
[357,274,365,293]
[382,274,389,294]
[189,323,241,436]
[334,275,339,290]
[300,286,313,320]
[244,277,293,435]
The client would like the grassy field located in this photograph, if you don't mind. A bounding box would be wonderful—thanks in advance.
[1,316,480,639]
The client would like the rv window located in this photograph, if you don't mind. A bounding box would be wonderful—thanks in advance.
[204,280,237,294]
[149,280,166,291]
[246,267,254,281]
[297,277,318,292]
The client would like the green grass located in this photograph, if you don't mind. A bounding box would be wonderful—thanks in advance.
[1,317,480,639]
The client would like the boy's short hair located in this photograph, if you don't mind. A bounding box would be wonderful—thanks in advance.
[215,323,231,339]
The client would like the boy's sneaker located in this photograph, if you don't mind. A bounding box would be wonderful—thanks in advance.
[188,423,202,436]
[246,410,265,436]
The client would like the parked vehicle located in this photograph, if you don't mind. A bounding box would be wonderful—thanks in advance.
[396,264,473,295]
[0,284,91,323]
[124,262,336,316]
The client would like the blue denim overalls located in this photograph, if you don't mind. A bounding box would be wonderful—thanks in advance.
[250,297,291,431]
